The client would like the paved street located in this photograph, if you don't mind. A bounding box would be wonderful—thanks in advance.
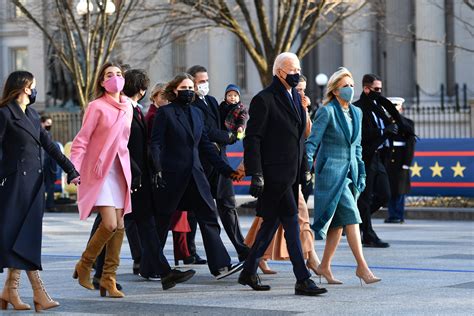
[1,213,473,315]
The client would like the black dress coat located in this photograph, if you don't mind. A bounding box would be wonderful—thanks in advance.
[128,105,154,221]
[386,116,416,195]
[150,101,233,216]
[192,95,234,199]
[243,77,308,218]
[0,102,77,272]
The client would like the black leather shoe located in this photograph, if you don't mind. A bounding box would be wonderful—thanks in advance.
[384,218,403,224]
[238,271,270,291]
[363,239,390,248]
[193,254,207,265]
[161,269,196,290]
[295,278,327,296]
[93,276,122,290]
[133,261,140,275]
[238,249,250,262]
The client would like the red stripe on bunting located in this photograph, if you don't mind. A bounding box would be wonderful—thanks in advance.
[411,182,474,187]
[415,151,474,157]
[232,180,251,186]
[227,152,244,157]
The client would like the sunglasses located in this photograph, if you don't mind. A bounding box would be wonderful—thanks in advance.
[371,87,382,92]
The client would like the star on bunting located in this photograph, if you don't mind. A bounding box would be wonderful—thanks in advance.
[410,162,423,177]
[430,161,444,177]
[451,161,466,177]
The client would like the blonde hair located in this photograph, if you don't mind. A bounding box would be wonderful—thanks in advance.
[149,82,166,103]
[272,52,299,76]
[323,67,353,105]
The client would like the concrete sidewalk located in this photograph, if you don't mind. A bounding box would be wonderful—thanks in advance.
[1,213,472,315]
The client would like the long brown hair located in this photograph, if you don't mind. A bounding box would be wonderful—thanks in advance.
[0,71,34,107]
[93,61,124,99]
[163,73,195,102]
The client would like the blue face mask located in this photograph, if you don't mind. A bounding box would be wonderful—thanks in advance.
[338,86,354,103]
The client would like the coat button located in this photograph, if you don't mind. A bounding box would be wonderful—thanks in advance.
[391,159,395,162]
[22,171,27,176]
[38,169,42,173]
[20,158,25,162]
[37,157,41,160]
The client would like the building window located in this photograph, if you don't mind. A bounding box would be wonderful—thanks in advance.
[10,47,28,72]
[171,37,187,75]
[10,0,26,19]
[235,39,247,92]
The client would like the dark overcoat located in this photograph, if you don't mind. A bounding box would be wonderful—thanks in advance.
[150,101,233,216]
[243,77,307,218]
[0,102,76,272]
[192,95,234,199]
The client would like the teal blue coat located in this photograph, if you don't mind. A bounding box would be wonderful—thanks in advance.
[306,99,366,240]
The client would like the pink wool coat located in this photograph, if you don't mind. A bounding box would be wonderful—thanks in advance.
[71,94,133,220]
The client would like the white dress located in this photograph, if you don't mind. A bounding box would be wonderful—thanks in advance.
[94,155,127,208]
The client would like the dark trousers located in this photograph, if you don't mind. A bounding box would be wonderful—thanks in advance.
[186,211,198,256]
[243,192,311,282]
[388,194,405,221]
[358,151,391,242]
[161,177,231,274]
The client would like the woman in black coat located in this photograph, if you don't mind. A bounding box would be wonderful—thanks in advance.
[0,71,79,312]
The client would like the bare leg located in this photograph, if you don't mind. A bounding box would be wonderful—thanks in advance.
[317,227,343,283]
[98,206,119,232]
[345,224,379,280]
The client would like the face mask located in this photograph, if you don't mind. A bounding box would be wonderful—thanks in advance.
[197,82,209,96]
[367,89,381,101]
[280,70,300,88]
[103,76,125,93]
[338,86,354,103]
[176,90,195,104]
[28,88,37,105]
[44,125,52,131]
[138,90,147,103]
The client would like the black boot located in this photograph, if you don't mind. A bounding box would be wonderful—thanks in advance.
[238,271,270,291]
[161,269,196,290]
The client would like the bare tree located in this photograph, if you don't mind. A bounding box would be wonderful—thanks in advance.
[12,0,140,109]
[140,0,369,87]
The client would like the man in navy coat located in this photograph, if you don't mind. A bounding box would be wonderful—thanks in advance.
[239,52,326,296]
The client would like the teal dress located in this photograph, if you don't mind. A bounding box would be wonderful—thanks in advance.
[305,99,366,240]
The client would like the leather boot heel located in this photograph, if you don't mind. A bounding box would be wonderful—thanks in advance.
[72,270,78,279]
[1,298,7,310]
[99,286,106,297]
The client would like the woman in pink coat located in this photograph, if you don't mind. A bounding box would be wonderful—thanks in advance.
[71,62,133,298]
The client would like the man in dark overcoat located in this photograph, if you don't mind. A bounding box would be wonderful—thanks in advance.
[238,52,326,296]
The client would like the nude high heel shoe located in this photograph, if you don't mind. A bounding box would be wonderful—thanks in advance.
[258,260,277,275]
[314,266,343,285]
[355,269,381,285]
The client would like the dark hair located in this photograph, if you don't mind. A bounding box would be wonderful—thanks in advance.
[123,69,150,98]
[163,73,195,102]
[0,71,35,107]
[41,114,52,123]
[362,74,382,87]
[299,74,307,82]
[93,61,124,99]
[187,65,207,78]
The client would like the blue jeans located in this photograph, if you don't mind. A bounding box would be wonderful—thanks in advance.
[387,195,405,220]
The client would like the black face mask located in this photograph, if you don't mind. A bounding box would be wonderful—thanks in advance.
[28,88,37,105]
[44,125,52,131]
[283,72,300,88]
[138,90,147,103]
[367,89,381,101]
[176,90,195,104]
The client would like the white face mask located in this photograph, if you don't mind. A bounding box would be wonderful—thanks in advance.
[197,82,209,96]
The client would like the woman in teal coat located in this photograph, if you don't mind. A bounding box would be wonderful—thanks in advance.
[306,67,380,285]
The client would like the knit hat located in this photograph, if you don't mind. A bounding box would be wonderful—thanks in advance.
[225,84,241,97]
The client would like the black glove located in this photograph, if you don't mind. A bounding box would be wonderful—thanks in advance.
[383,123,399,136]
[66,169,80,184]
[249,173,264,198]
[227,132,237,145]
[152,171,166,189]
[302,170,312,187]
[131,176,142,193]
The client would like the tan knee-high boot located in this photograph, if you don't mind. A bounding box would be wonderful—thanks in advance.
[0,269,31,310]
[99,228,125,298]
[73,223,115,289]
[26,270,60,312]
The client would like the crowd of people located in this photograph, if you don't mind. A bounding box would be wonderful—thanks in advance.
[0,52,416,311]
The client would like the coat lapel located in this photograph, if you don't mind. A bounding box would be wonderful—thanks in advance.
[350,104,360,143]
[175,106,194,141]
[331,101,351,145]
[8,102,40,144]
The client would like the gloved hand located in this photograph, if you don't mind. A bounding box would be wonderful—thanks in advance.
[227,132,237,145]
[131,176,142,193]
[357,175,366,193]
[383,123,399,136]
[67,169,80,185]
[302,170,312,187]
[153,171,166,189]
[249,173,264,198]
